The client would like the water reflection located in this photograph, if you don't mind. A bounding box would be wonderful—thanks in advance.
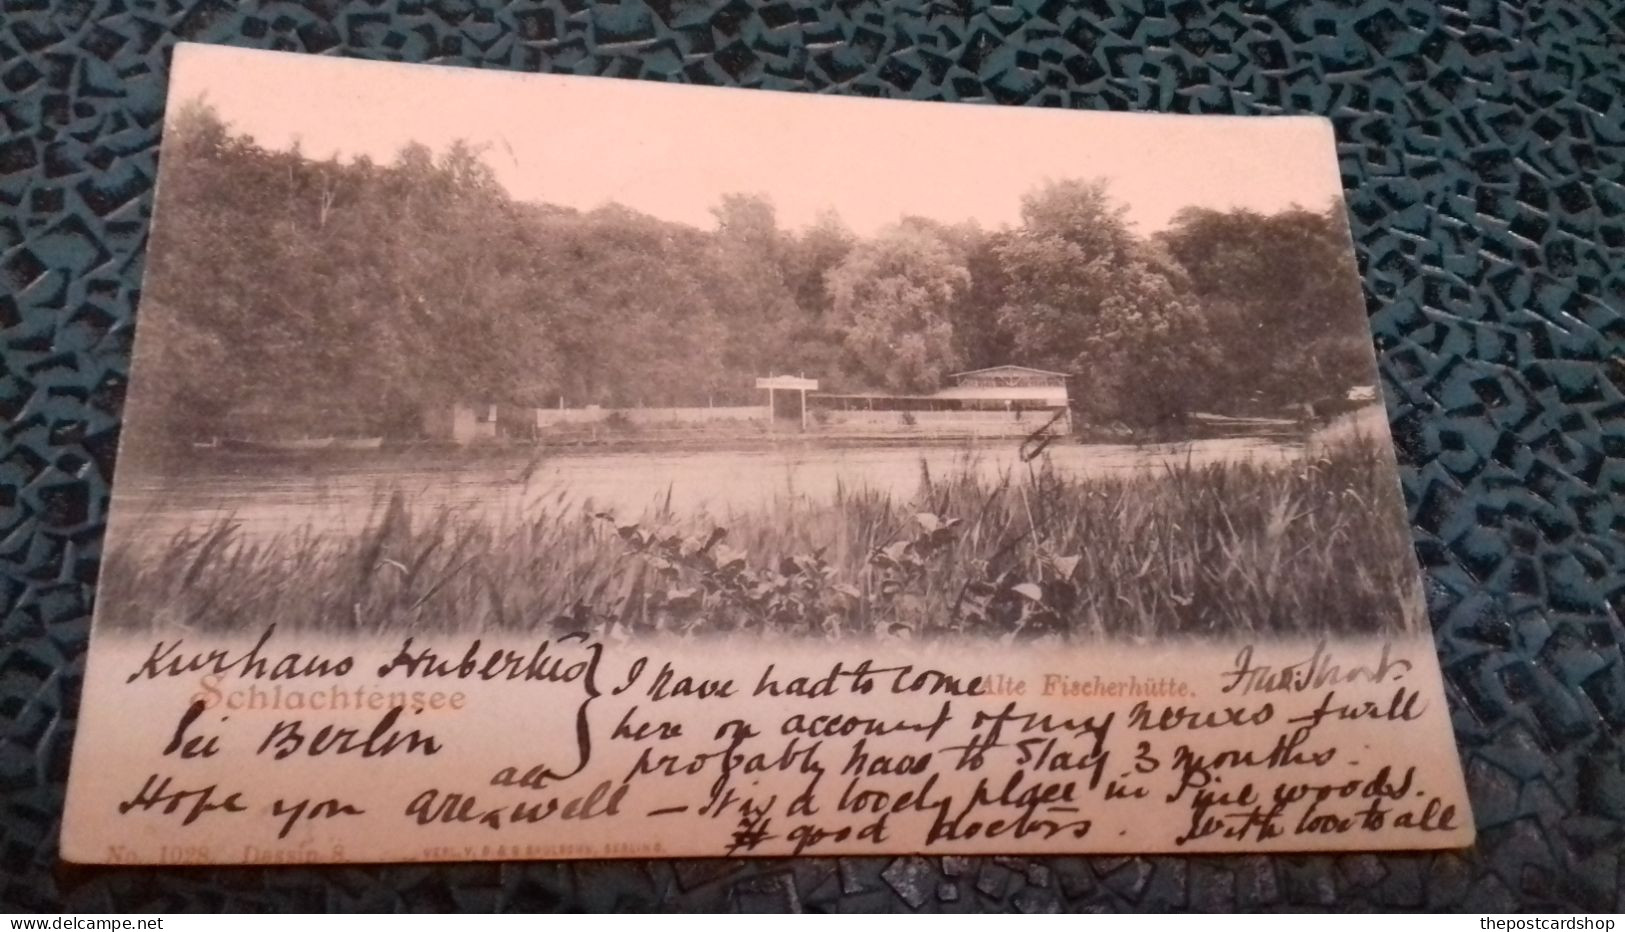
[111,437,1302,546]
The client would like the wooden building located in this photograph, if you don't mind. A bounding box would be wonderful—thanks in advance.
[421,403,498,444]
[808,365,1073,435]
[934,366,1071,409]
[422,366,1074,442]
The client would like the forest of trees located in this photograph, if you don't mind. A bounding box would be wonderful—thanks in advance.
[129,101,1377,440]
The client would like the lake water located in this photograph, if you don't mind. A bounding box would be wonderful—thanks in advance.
[109,437,1304,545]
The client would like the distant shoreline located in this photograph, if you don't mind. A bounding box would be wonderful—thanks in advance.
[145,423,1321,467]
[161,406,1373,462]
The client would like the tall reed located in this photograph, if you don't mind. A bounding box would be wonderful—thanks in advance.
[97,437,1422,640]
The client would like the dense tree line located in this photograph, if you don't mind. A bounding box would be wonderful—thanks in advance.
[129,101,1376,441]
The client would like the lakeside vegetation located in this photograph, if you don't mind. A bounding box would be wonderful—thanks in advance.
[98,436,1421,640]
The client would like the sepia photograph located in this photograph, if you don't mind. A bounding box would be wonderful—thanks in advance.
[103,45,1418,644]
[59,43,1478,867]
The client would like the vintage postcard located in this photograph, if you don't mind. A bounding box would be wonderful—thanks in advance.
[62,43,1472,864]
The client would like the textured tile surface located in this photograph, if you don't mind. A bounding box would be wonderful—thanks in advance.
[2,0,1623,913]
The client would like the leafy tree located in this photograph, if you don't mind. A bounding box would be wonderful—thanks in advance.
[995,179,1206,427]
[1158,203,1374,412]
[518,204,728,407]
[707,193,802,393]
[131,98,1366,450]
[782,209,854,319]
[771,210,857,383]
[931,221,1011,372]
[136,103,561,441]
[827,224,969,393]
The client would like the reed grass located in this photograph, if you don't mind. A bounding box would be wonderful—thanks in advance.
[96,437,1423,640]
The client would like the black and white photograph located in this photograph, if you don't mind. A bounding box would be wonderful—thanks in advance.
[102,46,1418,645]
[62,44,1473,864]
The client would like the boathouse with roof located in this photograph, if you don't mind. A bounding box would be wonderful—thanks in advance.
[806,364,1073,436]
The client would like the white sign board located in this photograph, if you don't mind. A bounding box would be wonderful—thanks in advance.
[755,376,819,391]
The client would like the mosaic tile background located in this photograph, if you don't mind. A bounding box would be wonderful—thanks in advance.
[2,0,1623,913]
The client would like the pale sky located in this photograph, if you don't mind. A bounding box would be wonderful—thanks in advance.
[169,43,1345,236]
